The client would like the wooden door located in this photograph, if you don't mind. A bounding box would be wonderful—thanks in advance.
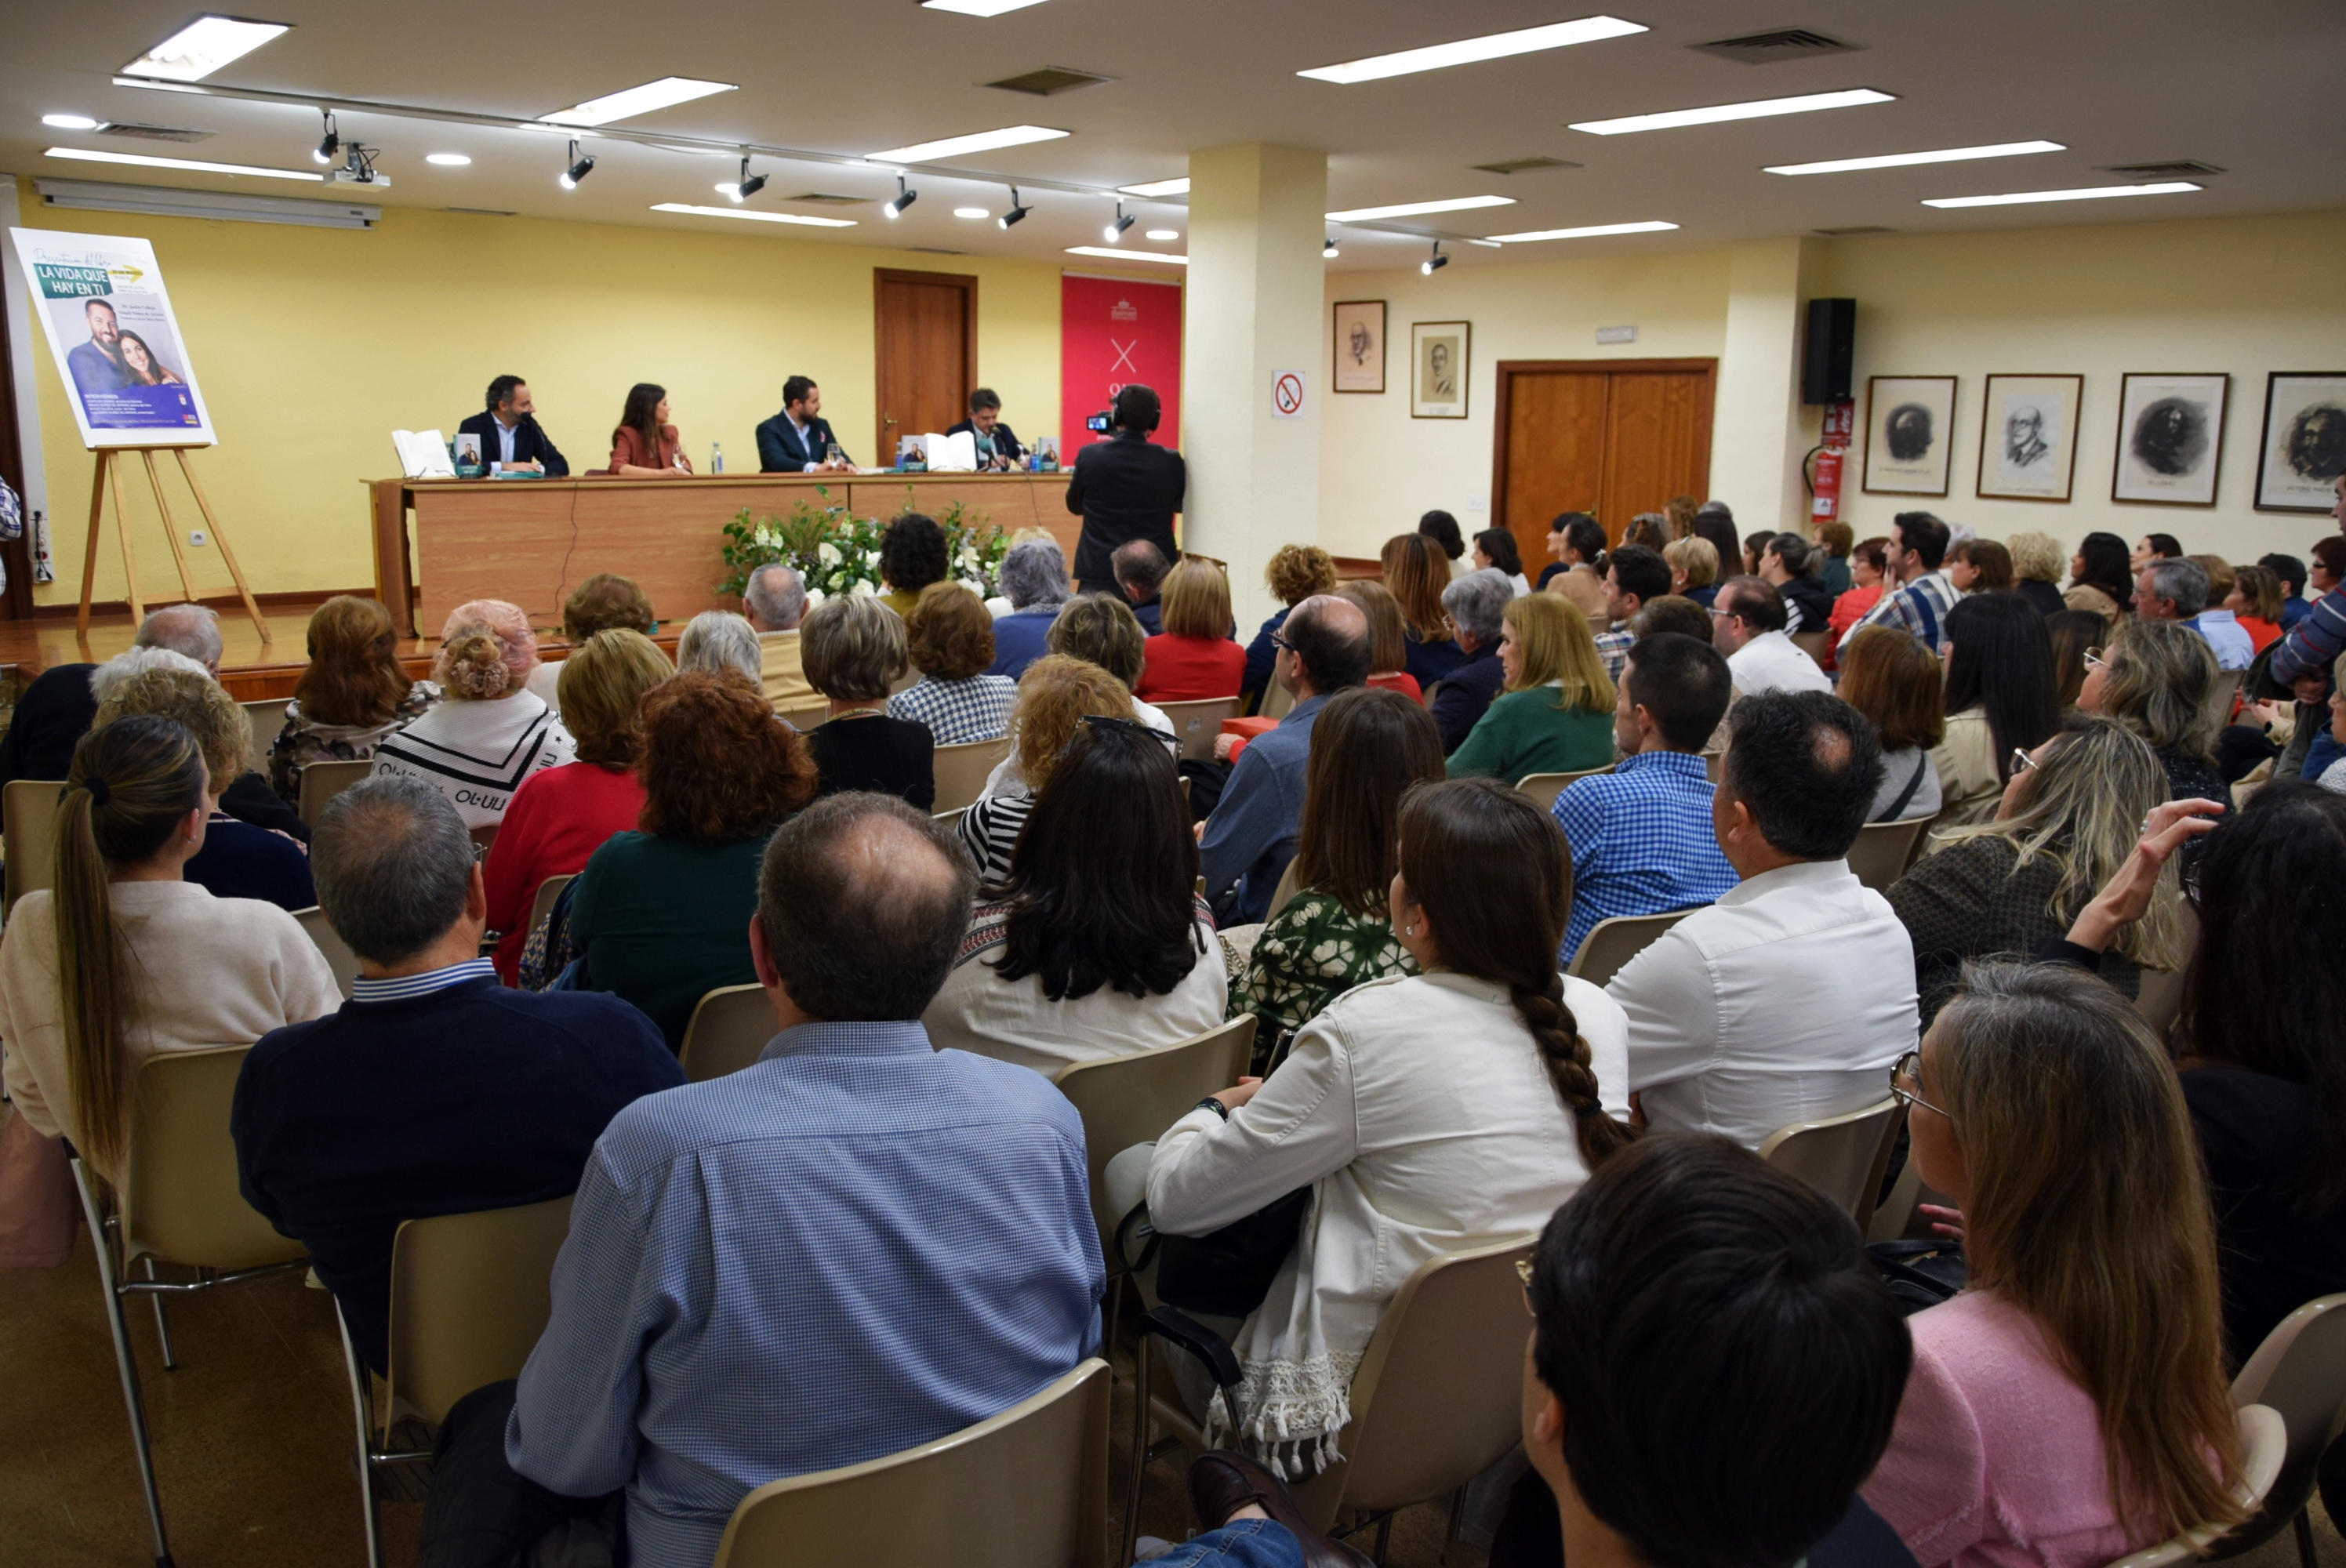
[1500,372,1611,555]
[1492,359,1716,564]
[873,268,977,463]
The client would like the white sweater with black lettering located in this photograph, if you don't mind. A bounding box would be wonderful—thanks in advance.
[371,691,576,829]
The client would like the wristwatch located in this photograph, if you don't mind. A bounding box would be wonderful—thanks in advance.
[1195,1097,1230,1122]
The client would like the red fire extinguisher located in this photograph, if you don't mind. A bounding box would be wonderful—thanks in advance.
[1807,400,1856,523]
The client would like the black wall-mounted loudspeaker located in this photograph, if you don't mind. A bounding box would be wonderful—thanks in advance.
[1803,297,1855,405]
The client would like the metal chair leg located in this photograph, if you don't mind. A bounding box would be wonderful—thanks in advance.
[72,1158,174,1568]
[335,1301,387,1568]
[1123,1334,1153,1568]
[143,1257,177,1370]
[2293,1506,2317,1568]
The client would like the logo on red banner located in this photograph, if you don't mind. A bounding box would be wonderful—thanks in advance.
[1061,274,1182,451]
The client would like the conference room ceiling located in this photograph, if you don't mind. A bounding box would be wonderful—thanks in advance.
[2,0,2338,270]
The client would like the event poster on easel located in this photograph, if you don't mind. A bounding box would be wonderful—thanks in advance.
[8,227,214,448]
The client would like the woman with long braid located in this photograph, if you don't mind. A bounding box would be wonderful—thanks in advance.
[1144,777,1633,1474]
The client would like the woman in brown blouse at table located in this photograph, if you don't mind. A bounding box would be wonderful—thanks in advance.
[604,382,692,477]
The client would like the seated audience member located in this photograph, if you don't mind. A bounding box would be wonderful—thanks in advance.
[1661,534,1719,611]
[1852,511,1958,650]
[1432,569,1513,751]
[2133,532,2184,572]
[2226,562,2286,655]
[742,562,815,710]
[1813,518,1857,596]
[434,794,1101,1568]
[1945,536,2014,597]
[602,383,689,477]
[113,606,314,842]
[1336,579,1424,701]
[1760,534,1836,634]
[1449,594,1616,781]
[2274,537,2346,686]
[482,630,671,982]
[958,656,1135,884]
[673,610,761,685]
[1540,512,1608,606]
[2137,556,2250,673]
[2080,616,2228,806]
[1382,532,1465,688]
[1625,594,1712,644]
[988,537,1073,680]
[1837,627,1945,823]
[2193,553,2250,652]
[891,583,1016,744]
[1047,592,1176,735]
[1475,528,1533,597]
[1691,505,1743,589]
[1930,593,2062,829]
[1552,633,1737,962]
[925,720,1222,1071]
[1138,557,1247,702]
[802,594,935,807]
[1623,514,1671,554]
[1711,576,1831,697]
[374,600,576,833]
[94,666,314,910]
[1866,962,2242,1568]
[0,717,339,1182]
[2262,550,2311,631]
[1888,717,2178,1022]
[567,671,819,1051]
[1610,691,1917,1149]
[1144,779,1631,1467]
[1825,535,1890,668]
[1113,538,1172,635]
[878,512,950,619]
[1741,532,1771,579]
[1244,544,1338,706]
[539,572,659,710]
[1200,595,1371,924]
[1419,508,1469,579]
[1496,1135,1912,1568]
[268,594,440,804]
[232,779,681,1376]
[1595,546,1671,684]
[2006,531,2069,618]
[2066,531,2136,619]
[1228,688,1440,1073]
[0,605,220,790]
[457,374,567,477]
[2047,608,2109,710]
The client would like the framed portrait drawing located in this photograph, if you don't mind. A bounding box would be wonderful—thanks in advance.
[1862,376,1956,496]
[1333,300,1386,394]
[2112,373,2228,506]
[2254,372,2346,512]
[1976,375,2083,502]
[1411,321,1469,419]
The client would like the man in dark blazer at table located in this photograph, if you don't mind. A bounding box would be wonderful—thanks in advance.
[1065,383,1184,596]
[943,387,1023,470]
[456,374,569,477]
[757,376,854,473]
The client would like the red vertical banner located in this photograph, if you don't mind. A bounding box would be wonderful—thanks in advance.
[1059,274,1182,454]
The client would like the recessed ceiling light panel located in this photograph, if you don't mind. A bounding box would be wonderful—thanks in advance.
[954,206,991,219]
[1324,194,1513,222]
[542,77,736,127]
[1145,228,1178,241]
[1118,177,1189,198]
[1064,245,1185,264]
[870,125,1068,163]
[651,203,858,227]
[1571,88,1894,136]
[1766,140,2064,176]
[121,16,289,82]
[1923,181,2201,209]
[1299,16,1646,84]
[426,153,472,166]
[45,146,321,181]
[924,0,1051,13]
[1486,220,1678,241]
[43,114,101,130]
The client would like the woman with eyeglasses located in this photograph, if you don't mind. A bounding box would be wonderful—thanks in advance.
[1865,960,2243,1568]
[921,713,1224,1073]
[2077,615,2228,811]
[1928,593,2062,832]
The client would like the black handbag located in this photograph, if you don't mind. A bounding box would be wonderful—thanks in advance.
[1118,1187,1313,1320]
[1867,1239,1967,1317]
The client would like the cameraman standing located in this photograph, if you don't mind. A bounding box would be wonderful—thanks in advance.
[1065,384,1185,596]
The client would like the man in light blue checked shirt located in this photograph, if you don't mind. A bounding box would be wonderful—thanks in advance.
[1848,512,1958,653]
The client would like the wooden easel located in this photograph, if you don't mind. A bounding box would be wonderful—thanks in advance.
[78,445,268,641]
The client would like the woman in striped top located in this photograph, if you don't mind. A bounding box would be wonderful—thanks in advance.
[958,655,1135,884]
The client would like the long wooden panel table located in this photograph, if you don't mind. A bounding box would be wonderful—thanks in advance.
[368,471,1080,636]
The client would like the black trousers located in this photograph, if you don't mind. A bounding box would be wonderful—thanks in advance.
[417,1381,626,1568]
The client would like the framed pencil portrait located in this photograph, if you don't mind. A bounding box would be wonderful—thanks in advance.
[1863,376,1956,496]
[1333,300,1386,394]
[2255,372,2346,513]
[1976,374,2083,503]
[2112,373,2228,506]
[1411,321,1469,419]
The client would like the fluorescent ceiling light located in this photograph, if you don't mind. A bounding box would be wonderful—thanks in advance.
[869,125,1068,163]
[1486,220,1678,241]
[1118,177,1189,198]
[1064,245,1186,265]
[651,203,857,227]
[542,77,735,127]
[122,16,289,82]
[922,0,1050,13]
[1923,181,2202,209]
[1324,194,1513,222]
[1571,88,1894,136]
[1145,228,1179,241]
[1299,15,1646,85]
[953,206,991,218]
[43,114,101,130]
[426,152,472,166]
[45,146,321,181]
[1767,140,2065,176]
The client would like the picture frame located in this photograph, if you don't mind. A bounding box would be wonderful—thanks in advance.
[1862,376,1956,496]
[1411,321,1469,419]
[2112,372,2228,507]
[1975,374,2083,503]
[2253,372,2346,513]
[1333,300,1386,394]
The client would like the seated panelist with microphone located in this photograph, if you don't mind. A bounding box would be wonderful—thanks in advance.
[943,387,1022,470]
[1064,383,1184,597]
[757,376,853,474]
[456,374,568,477]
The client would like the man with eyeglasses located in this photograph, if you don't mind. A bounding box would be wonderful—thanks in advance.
[1709,575,1832,698]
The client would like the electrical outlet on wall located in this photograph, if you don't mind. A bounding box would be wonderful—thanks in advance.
[1468,495,1488,512]
[189,531,207,547]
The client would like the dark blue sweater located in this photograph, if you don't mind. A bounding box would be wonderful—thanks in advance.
[231,976,685,1373]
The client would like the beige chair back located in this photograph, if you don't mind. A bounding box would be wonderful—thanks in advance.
[386,1194,576,1428]
[934,807,968,832]
[299,758,374,826]
[295,906,361,1000]
[2103,1404,2285,1568]
[680,983,778,1082]
[2134,903,2199,1039]
[1260,677,1297,721]
[1514,764,1611,815]
[1567,908,1697,988]
[1265,859,1302,923]
[240,698,289,777]
[714,1357,1110,1568]
[1757,1097,1907,1234]
[1054,1016,1256,1247]
[3,777,65,916]
[527,873,576,942]
[1847,818,1928,891]
[2207,1294,2346,1562]
[122,1045,307,1272]
[779,701,831,733]
[1156,697,1243,763]
[934,738,1014,814]
[1789,630,1830,662]
[1703,749,1725,783]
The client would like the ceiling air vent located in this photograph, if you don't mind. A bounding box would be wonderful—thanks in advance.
[2099,160,2225,179]
[1813,225,1894,236]
[97,122,214,142]
[986,66,1115,96]
[1471,157,1583,176]
[1689,28,1861,64]
[784,193,868,205]
[444,207,518,217]
[906,246,968,255]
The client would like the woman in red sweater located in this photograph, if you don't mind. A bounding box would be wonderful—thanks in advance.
[484,628,673,981]
[1136,557,1247,702]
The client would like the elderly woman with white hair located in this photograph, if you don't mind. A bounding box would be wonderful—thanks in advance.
[988,535,1073,680]
[373,598,576,833]
[1430,568,1513,753]
[674,611,764,687]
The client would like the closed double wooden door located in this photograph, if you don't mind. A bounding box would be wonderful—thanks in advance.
[1493,359,1716,563]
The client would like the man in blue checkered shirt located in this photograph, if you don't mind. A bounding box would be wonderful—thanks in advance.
[1592,545,1672,686]
[1552,631,1738,963]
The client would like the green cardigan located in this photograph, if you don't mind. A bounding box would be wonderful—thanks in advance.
[1446,686,1615,782]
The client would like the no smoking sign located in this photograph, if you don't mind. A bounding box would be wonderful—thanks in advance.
[1271,369,1306,419]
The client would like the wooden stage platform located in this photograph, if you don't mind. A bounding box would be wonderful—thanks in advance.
[0,601,460,702]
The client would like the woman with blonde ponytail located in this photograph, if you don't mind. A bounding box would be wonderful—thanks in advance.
[372,599,575,832]
[1144,776,1631,1472]
[0,716,339,1181]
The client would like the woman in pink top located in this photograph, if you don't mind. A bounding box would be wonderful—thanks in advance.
[1867,961,2242,1568]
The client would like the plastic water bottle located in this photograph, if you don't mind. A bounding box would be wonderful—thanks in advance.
[710,442,725,474]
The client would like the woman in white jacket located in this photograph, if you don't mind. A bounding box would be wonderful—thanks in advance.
[1144,776,1635,1472]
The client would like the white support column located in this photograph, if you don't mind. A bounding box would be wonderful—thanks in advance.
[1180,143,1327,632]
[1710,237,1824,535]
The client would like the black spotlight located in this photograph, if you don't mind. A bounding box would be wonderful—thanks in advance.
[1104,201,1133,243]
[311,109,339,166]
[560,139,595,190]
[1422,241,1448,275]
[732,156,767,203]
[885,176,918,219]
[1323,236,1339,258]
[998,186,1030,228]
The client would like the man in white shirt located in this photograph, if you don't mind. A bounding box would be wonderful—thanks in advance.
[1710,576,1832,697]
[1607,689,1918,1149]
[2137,557,2252,671]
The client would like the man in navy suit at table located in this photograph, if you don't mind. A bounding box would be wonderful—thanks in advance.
[455,375,569,477]
[757,376,854,473]
[943,387,1023,470]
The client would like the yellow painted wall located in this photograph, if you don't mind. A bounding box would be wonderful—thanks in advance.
[15,178,1066,608]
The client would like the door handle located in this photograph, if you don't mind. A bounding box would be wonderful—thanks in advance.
[884,415,896,426]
